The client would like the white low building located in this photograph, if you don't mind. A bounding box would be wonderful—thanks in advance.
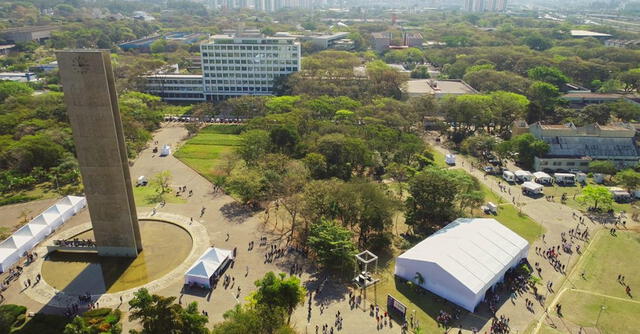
[394,218,529,312]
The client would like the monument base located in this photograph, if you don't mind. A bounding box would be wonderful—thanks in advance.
[96,246,140,258]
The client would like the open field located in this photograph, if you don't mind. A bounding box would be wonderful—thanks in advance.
[558,290,640,334]
[548,229,640,334]
[173,125,242,182]
[570,230,640,298]
[132,184,186,207]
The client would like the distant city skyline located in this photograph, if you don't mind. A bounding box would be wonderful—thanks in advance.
[464,0,508,12]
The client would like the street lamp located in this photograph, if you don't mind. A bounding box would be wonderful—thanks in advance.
[595,304,606,332]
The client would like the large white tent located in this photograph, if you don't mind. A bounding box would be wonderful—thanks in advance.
[0,195,86,272]
[394,218,529,312]
[184,247,232,289]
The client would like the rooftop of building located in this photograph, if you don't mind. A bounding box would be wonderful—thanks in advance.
[1,25,57,34]
[406,79,478,96]
[146,74,203,79]
[205,33,297,44]
[371,32,392,39]
[570,30,612,38]
[0,44,15,50]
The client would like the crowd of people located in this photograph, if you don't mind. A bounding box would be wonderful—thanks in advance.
[53,238,95,248]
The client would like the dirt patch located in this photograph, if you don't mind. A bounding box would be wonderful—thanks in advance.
[0,198,59,235]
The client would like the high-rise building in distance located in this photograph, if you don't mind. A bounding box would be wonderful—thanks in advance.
[464,0,506,12]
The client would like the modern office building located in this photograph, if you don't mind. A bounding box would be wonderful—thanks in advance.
[145,74,205,102]
[144,32,301,102]
[200,33,301,101]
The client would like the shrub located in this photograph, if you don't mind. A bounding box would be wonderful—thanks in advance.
[82,308,112,319]
[0,304,27,332]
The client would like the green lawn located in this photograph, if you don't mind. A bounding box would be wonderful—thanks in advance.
[132,185,186,207]
[559,290,640,334]
[478,184,545,243]
[570,229,640,299]
[174,125,242,182]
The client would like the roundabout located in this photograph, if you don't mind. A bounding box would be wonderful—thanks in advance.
[20,212,210,308]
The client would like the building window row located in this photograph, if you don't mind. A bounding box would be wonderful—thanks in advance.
[202,45,295,51]
[203,59,298,65]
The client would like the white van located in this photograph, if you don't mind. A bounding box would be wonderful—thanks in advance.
[554,173,576,185]
[503,170,515,183]
[445,154,456,166]
[160,144,171,157]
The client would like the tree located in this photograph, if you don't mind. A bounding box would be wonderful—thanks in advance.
[509,134,550,169]
[128,288,182,334]
[237,130,271,164]
[226,162,267,204]
[210,304,293,334]
[307,219,357,272]
[580,104,612,125]
[252,272,306,324]
[315,134,371,180]
[0,81,33,102]
[577,185,614,211]
[527,66,569,88]
[184,123,200,137]
[527,81,560,122]
[611,100,640,122]
[63,316,90,334]
[619,69,640,93]
[615,169,640,192]
[405,167,482,232]
[410,66,430,79]
[461,135,497,157]
[523,34,553,51]
[151,170,172,195]
[589,160,617,177]
[179,302,209,334]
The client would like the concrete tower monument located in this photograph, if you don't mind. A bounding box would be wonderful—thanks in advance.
[56,50,142,257]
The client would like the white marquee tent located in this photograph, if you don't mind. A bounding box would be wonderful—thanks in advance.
[0,195,86,272]
[533,171,552,184]
[394,218,529,312]
[184,247,232,289]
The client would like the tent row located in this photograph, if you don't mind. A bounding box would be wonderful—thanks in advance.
[184,247,233,289]
[0,196,86,272]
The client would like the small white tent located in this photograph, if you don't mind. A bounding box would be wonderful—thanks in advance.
[394,218,529,312]
[533,171,552,184]
[522,182,544,195]
[514,170,534,182]
[184,247,232,289]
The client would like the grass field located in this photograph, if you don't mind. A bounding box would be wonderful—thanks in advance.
[549,229,640,334]
[570,229,640,298]
[174,125,242,182]
[132,185,186,207]
[559,290,640,334]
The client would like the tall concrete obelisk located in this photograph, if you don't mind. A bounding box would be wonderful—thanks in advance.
[56,50,142,257]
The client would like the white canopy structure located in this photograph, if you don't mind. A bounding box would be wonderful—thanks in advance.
[0,195,86,272]
[522,182,544,195]
[533,172,552,184]
[184,247,232,289]
[514,170,534,182]
[394,218,529,312]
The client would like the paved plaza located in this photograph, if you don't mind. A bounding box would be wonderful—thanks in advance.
[0,125,637,333]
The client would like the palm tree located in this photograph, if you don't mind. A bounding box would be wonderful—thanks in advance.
[63,316,90,334]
